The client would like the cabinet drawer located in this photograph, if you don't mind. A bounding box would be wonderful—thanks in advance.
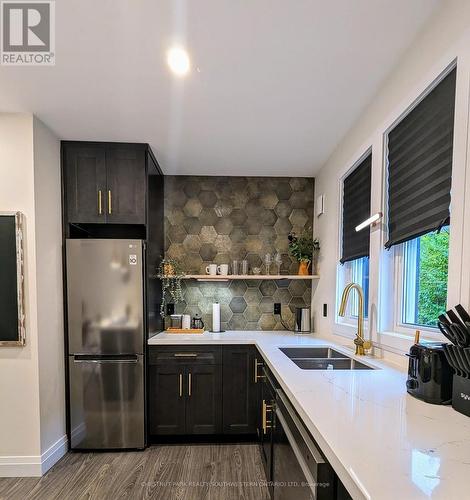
[149,346,222,365]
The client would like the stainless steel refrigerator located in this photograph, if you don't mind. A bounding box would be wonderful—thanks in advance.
[66,239,145,450]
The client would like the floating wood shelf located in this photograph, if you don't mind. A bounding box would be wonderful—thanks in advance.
[183,274,319,281]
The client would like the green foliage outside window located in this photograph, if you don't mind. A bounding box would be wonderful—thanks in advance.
[417,228,449,326]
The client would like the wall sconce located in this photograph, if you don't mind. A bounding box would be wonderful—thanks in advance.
[355,212,383,232]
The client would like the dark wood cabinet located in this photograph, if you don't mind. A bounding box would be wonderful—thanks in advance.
[259,364,276,486]
[148,347,222,436]
[186,364,222,435]
[149,364,186,435]
[222,346,258,434]
[62,142,147,225]
[149,346,264,439]
[64,145,107,223]
[106,146,146,224]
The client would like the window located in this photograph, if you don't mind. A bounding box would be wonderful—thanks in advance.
[338,153,372,328]
[344,257,369,318]
[385,68,455,334]
[401,227,449,327]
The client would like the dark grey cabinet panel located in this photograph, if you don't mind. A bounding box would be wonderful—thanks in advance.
[65,145,107,223]
[62,142,147,225]
[260,365,276,488]
[222,346,258,434]
[149,347,222,436]
[186,364,222,435]
[149,346,260,438]
[149,364,186,435]
[106,147,146,224]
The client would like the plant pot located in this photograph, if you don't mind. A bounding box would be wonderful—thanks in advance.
[298,261,310,276]
[163,263,174,276]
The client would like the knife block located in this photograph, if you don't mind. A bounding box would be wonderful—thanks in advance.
[452,374,470,417]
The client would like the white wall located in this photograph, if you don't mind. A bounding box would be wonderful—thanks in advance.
[312,0,470,358]
[33,117,66,465]
[0,113,65,477]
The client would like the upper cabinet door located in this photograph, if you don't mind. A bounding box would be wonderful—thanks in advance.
[64,145,107,223]
[105,146,146,224]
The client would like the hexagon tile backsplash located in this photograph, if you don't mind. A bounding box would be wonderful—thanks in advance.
[164,175,314,330]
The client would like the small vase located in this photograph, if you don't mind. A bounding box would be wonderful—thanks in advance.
[298,261,310,276]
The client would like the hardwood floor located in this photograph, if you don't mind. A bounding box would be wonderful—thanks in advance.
[0,444,269,500]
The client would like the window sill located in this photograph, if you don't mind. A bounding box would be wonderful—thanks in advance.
[375,328,447,354]
[332,323,446,355]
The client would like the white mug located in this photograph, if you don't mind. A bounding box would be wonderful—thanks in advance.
[217,264,229,275]
[206,264,218,275]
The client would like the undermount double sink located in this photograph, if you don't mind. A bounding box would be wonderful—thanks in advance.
[280,347,375,370]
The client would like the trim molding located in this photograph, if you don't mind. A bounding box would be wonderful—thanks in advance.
[0,435,67,477]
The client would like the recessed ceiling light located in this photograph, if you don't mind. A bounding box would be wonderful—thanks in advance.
[167,47,190,76]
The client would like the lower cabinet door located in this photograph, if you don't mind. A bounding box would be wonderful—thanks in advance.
[149,364,186,435]
[186,364,222,434]
[222,346,258,434]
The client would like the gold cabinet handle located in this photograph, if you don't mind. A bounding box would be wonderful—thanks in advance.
[98,190,102,215]
[262,400,273,434]
[108,190,112,214]
[179,373,183,397]
[254,358,266,383]
[188,372,192,397]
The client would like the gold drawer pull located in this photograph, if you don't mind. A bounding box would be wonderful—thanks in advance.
[262,400,273,434]
[108,190,112,214]
[254,358,266,383]
[188,372,192,397]
[179,373,183,397]
[174,353,198,358]
[98,190,102,215]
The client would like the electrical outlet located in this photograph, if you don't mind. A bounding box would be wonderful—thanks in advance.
[274,303,281,315]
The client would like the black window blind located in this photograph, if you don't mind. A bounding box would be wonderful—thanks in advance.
[341,154,372,264]
[385,68,456,249]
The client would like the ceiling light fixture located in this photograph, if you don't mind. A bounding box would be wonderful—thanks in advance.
[167,47,190,76]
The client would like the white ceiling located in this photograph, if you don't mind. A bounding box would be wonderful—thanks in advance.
[0,0,440,176]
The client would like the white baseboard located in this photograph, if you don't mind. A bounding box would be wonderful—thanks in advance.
[40,434,68,475]
[0,435,68,477]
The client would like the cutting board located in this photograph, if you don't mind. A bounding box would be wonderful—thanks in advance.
[165,328,205,334]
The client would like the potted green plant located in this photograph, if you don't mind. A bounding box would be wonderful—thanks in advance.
[157,258,185,317]
[288,230,320,275]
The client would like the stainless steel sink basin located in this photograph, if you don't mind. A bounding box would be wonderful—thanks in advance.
[279,347,348,359]
[292,358,373,370]
[279,346,376,370]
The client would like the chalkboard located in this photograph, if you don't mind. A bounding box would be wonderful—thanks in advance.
[0,213,25,346]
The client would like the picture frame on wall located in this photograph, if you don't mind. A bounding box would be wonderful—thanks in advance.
[0,212,26,346]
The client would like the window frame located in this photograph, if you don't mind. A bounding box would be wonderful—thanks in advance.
[392,243,448,340]
[380,62,458,343]
[335,147,372,338]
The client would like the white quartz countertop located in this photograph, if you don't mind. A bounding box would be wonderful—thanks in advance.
[148,330,470,500]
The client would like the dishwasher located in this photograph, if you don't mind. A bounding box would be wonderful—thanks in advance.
[273,389,335,500]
